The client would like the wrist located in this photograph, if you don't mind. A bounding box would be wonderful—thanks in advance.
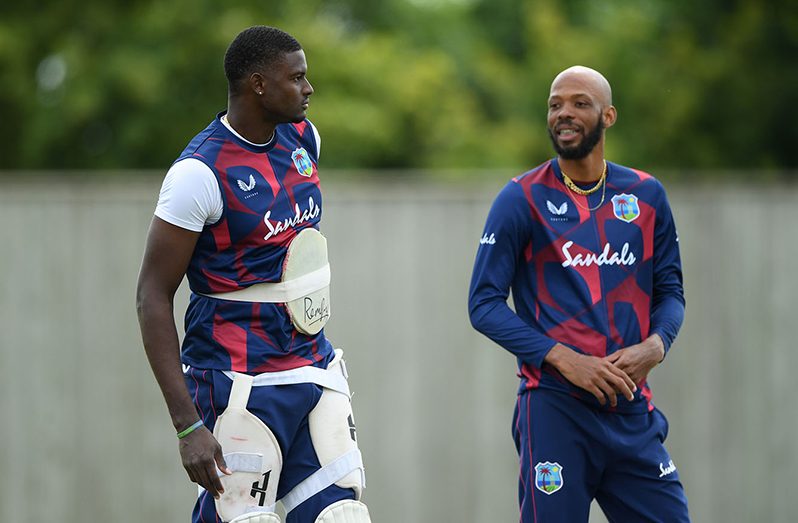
[544,343,577,370]
[176,419,204,439]
[646,334,665,362]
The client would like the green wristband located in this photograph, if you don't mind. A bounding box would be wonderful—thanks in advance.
[177,420,203,439]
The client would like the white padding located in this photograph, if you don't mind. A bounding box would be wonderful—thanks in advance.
[230,512,281,523]
[283,228,330,334]
[214,374,283,522]
[199,227,332,335]
[308,364,364,498]
[201,264,330,303]
[315,500,371,523]
[281,353,365,514]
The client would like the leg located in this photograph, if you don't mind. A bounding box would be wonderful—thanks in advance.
[278,412,358,523]
[186,368,315,523]
[595,407,690,523]
[279,356,370,522]
[513,390,603,523]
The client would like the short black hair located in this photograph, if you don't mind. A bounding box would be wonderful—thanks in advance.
[224,26,302,95]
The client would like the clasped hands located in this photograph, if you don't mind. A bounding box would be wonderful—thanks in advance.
[544,335,665,407]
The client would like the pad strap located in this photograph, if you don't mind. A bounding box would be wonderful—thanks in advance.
[228,372,255,409]
[280,449,365,514]
[200,264,330,303]
[219,452,263,475]
[223,350,350,397]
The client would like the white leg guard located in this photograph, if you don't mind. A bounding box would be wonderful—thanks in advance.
[280,351,367,515]
[214,373,283,523]
[230,512,281,523]
[314,500,371,523]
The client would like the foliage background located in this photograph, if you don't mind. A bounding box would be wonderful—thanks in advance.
[2,0,796,177]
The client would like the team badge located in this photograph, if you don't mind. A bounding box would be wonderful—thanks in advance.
[535,461,564,495]
[291,148,314,177]
[611,193,640,223]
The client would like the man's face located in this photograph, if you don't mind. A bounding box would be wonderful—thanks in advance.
[546,77,606,160]
[259,49,314,124]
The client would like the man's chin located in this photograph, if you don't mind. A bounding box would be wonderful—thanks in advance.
[556,144,590,160]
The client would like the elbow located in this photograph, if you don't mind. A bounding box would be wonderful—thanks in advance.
[468,299,491,334]
[135,278,149,320]
[135,279,166,323]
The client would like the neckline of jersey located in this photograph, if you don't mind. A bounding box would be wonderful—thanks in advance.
[217,111,278,153]
[553,157,612,188]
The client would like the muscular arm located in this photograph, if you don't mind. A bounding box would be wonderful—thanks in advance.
[136,216,229,497]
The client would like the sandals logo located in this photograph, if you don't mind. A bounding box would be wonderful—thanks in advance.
[263,196,321,241]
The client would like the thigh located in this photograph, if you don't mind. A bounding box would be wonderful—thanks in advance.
[279,409,356,523]
[187,370,328,522]
[513,390,603,523]
[596,408,690,523]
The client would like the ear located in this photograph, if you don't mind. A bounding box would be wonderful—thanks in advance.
[603,105,617,129]
[248,72,266,96]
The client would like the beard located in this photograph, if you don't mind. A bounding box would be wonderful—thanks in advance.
[548,118,604,160]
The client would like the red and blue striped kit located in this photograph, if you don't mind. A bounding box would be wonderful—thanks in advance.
[178,113,333,373]
[469,159,684,413]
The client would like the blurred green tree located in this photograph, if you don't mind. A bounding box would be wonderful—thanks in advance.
[0,0,794,175]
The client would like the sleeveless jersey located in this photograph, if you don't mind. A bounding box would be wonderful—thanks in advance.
[177,112,332,373]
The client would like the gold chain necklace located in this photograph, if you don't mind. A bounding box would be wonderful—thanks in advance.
[561,160,607,195]
[561,160,608,211]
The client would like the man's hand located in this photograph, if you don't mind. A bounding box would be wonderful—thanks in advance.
[544,344,637,407]
[179,426,232,499]
[604,334,665,386]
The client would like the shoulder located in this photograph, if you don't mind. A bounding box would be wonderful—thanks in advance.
[166,157,216,185]
[277,118,321,159]
[608,162,673,215]
[609,162,665,189]
[177,115,228,161]
[512,159,556,188]
[156,158,222,232]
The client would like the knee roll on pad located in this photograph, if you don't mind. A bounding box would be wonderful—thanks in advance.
[215,373,283,522]
[230,512,281,523]
[315,500,371,523]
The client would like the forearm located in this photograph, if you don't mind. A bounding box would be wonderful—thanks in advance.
[650,294,684,354]
[469,299,557,368]
[137,295,200,431]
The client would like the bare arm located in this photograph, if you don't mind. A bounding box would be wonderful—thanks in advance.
[135,216,230,498]
[544,343,637,407]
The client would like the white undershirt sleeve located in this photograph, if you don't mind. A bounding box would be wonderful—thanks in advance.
[154,158,223,232]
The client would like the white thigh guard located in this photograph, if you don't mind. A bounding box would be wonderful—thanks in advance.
[214,373,283,522]
[315,500,371,523]
[280,351,366,514]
